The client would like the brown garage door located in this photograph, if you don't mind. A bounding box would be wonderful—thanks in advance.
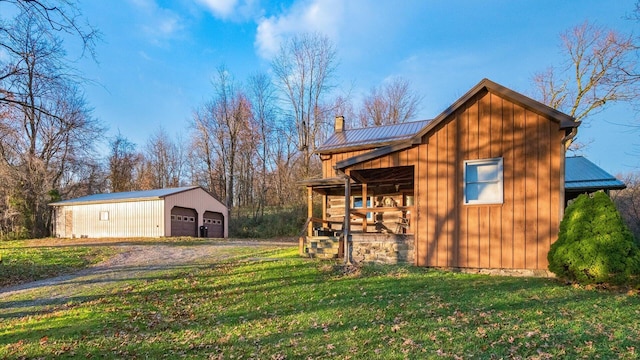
[171,207,197,237]
[203,211,224,238]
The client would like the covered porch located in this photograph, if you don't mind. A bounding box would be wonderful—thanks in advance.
[299,166,416,264]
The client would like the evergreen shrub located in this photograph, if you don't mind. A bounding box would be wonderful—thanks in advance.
[548,191,640,285]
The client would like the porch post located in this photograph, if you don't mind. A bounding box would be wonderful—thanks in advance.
[344,176,351,265]
[362,183,368,233]
[307,187,313,237]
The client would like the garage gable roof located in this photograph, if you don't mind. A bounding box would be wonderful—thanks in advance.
[49,186,200,206]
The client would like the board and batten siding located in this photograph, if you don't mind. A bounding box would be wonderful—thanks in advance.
[337,90,564,270]
[322,149,369,178]
[163,187,228,238]
[56,200,165,238]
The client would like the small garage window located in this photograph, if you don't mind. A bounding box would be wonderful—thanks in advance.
[189,217,195,222]
[171,215,176,221]
[99,211,109,221]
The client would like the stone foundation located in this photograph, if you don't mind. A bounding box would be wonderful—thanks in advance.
[304,236,342,259]
[350,233,415,265]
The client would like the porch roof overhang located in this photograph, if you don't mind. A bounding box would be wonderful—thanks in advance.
[298,177,348,187]
[350,166,414,184]
[299,165,415,196]
[298,177,356,195]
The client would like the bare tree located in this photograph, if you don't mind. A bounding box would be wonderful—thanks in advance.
[0,0,98,115]
[143,128,184,189]
[532,21,638,148]
[191,67,253,209]
[0,10,103,238]
[271,32,338,178]
[247,72,277,217]
[612,172,640,241]
[359,77,422,127]
[108,133,140,192]
[190,109,221,197]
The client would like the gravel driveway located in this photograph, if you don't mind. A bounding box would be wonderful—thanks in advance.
[0,239,296,315]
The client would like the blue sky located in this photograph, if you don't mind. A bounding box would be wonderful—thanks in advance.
[76,0,639,175]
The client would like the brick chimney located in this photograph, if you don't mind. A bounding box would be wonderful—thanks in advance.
[334,115,345,133]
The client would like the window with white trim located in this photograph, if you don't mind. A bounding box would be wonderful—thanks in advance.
[353,196,373,220]
[464,157,504,205]
[99,211,109,221]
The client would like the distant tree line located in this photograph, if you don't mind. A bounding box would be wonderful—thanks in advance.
[0,7,422,239]
[106,33,423,220]
[2,1,640,239]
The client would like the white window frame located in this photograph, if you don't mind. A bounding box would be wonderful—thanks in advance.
[99,211,109,221]
[353,196,373,220]
[464,157,504,205]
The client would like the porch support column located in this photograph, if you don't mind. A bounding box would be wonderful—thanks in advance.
[322,194,327,228]
[343,176,351,265]
[362,183,368,233]
[307,187,313,237]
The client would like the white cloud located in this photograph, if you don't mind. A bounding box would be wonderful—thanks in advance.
[154,14,183,36]
[196,0,238,18]
[196,0,259,20]
[127,0,185,45]
[255,0,345,59]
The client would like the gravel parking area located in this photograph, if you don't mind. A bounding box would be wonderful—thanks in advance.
[0,239,296,310]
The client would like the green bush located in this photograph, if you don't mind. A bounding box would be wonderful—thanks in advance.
[548,191,640,285]
[229,206,308,238]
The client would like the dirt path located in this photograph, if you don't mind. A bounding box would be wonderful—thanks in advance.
[0,239,296,315]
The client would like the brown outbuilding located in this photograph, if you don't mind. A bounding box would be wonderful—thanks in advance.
[301,78,621,271]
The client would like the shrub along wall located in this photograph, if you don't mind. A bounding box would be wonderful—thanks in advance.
[548,191,640,285]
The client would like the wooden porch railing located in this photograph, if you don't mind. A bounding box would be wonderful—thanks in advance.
[300,206,413,237]
[350,206,413,233]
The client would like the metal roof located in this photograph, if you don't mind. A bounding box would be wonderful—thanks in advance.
[316,119,431,154]
[565,156,625,191]
[49,186,200,206]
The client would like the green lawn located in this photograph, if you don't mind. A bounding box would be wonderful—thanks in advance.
[0,240,116,288]
[1,246,639,359]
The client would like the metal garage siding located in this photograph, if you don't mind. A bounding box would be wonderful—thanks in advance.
[65,200,165,238]
[51,207,66,237]
[163,187,228,238]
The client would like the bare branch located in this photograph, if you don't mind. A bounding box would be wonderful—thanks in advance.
[271,32,338,177]
[358,76,423,127]
[532,21,639,149]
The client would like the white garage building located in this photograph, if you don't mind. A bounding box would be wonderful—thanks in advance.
[50,186,228,238]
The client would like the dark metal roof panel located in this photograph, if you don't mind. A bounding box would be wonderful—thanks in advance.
[565,156,625,190]
[317,119,431,153]
[49,186,200,206]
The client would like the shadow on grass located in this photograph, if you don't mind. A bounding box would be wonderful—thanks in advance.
[2,256,639,359]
